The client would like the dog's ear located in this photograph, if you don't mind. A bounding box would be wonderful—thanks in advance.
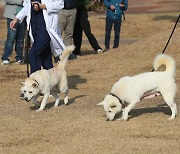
[97,101,104,105]
[20,82,25,87]
[32,82,38,88]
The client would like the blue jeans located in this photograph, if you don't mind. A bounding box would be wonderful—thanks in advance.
[105,16,122,49]
[1,18,25,61]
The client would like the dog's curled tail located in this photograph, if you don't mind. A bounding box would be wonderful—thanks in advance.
[153,54,176,75]
[58,45,75,69]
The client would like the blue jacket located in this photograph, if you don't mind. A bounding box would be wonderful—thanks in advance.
[104,0,128,19]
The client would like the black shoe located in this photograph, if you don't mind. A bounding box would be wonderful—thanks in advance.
[68,53,78,60]
[54,57,60,63]
[20,93,24,100]
[113,46,118,49]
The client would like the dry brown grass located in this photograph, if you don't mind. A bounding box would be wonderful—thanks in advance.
[0,11,180,154]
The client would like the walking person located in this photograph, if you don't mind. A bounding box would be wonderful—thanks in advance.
[10,0,65,74]
[104,0,128,51]
[1,0,25,65]
[72,0,103,58]
[54,0,77,63]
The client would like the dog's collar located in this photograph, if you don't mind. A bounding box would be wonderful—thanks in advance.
[32,78,39,85]
[109,93,125,108]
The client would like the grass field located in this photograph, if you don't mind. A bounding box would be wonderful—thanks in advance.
[0,2,180,154]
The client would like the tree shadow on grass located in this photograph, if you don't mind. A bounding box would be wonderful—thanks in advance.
[153,15,180,22]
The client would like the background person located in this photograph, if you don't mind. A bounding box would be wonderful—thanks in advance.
[104,0,128,51]
[72,0,103,58]
[54,0,77,63]
[1,0,25,65]
[10,0,65,74]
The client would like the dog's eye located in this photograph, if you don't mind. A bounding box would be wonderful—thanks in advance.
[110,105,116,108]
[23,90,26,93]
[109,110,111,113]
[29,91,33,94]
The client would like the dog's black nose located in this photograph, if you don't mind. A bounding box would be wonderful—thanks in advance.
[24,97,28,101]
[106,118,109,121]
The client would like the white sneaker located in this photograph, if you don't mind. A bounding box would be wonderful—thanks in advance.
[15,60,23,64]
[97,49,103,54]
[2,60,10,65]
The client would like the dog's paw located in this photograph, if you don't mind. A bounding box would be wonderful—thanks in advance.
[123,117,129,121]
[122,114,129,121]
[117,118,123,121]
[64,96,68,105]
[54,99,60,107]
[168,116,175,120]
[36,109,43,112]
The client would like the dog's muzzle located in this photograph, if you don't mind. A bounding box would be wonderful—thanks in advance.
[24,97,30,102]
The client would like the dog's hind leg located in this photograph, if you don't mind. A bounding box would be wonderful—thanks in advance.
[59,74,69,105]
[36,93,49,111]
[163,94,177,120]
[121,99,139,121]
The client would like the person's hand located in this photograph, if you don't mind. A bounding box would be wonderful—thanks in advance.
[10,17,19,30]
[31,1,46,11]
[119,3,125,8]
[110,5,115,11]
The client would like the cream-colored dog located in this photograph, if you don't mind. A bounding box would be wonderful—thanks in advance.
[21,45,75,111]
[98,54,177,121]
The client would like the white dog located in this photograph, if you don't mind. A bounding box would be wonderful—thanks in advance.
[98,54,177,121]
[20,45,75,111]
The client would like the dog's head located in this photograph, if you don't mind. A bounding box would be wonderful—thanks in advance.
[20,78,40,102]
[97,94,123,121]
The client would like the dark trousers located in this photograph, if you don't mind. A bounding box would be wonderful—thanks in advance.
[73,5,101,55]
[2,18,25,61]
[29,32,53,74]
[105,16,122,49]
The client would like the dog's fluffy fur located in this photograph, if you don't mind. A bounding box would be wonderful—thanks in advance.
[21,45,75,111]
[98,54,177,121]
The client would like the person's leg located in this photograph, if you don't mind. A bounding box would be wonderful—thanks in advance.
[113,18,122,48]
[1,18,17,62]
[80,6,102,51]
[64,9,77,46]
[105,16,113,49]
[29,44,38,73]
[54,9,67,63]
[29,32,51,74]
[58,9,67,35]
[73,8,83,55]
[15,20,25,62]
[42,44,53,70]
[29,40,41,74]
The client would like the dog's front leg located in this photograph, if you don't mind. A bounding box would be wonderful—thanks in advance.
[121,100,138,121]
[51,91,60,108]
[64,89,69,105]
[36,93,49,112]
